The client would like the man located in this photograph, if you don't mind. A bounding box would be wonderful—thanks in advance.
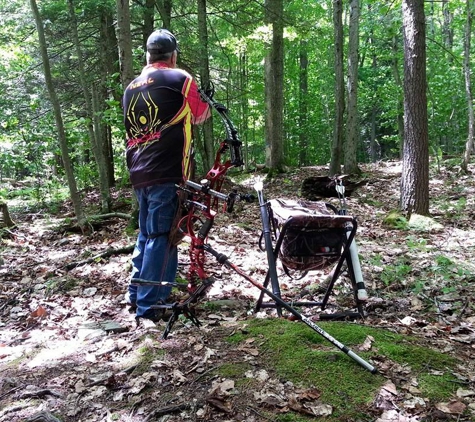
[123,29,210,322]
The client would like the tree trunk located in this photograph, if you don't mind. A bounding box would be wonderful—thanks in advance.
[0,202,15,228]
[461,0,474,173]
[239,53,250,171]
[391,35,405,157]
[264,0,285,173]
[29,0,88,231]
[344,0,361,175]
[329,0,344,176]
[400,0,429,216]
[298,40,309,167]
[197,0,215,173]
[143,0,155,50]
[99,5,120,186]
[116,0,134,89]
[157,0,172,29]
[68,0,111,213]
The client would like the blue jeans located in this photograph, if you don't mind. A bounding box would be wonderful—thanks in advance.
[128,183,178,317]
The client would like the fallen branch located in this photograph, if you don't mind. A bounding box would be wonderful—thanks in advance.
[64,244,134,270]
[88,212,132,221]
[19,389,62,399]
[25,411,62,422]
[143,401,202,422]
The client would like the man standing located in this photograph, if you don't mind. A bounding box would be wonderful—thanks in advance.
[123,29,210,322]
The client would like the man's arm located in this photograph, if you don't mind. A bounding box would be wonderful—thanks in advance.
[186,78,211,124]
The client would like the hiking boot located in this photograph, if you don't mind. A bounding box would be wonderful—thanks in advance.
[139,301,173,322]
[124,292,137,312]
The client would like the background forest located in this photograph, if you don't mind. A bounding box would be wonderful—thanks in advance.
[0,0,474,218]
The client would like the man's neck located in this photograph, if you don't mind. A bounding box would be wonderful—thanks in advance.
[147,61,172,69]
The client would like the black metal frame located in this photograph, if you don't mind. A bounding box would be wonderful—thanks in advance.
[254,202,365,319]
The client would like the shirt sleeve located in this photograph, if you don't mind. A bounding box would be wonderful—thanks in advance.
[185,78,211,124]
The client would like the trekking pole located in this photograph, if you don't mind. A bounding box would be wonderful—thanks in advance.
[254,180,282,316]
[335,180,368,302]
[204,243,377,374]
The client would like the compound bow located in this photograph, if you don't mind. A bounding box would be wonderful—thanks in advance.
[157,85,252,338]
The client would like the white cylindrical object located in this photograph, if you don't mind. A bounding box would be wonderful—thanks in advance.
[348,240,368,301]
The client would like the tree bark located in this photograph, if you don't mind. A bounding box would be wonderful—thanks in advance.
[0,202,15,228]
[29,0,88,231]
[239,53,250,171]
[264,0,285,173]
[400,0,429,216]
[329,0,344,176]
[116,0,134,89]
[461,0,474,173]
[344,0,361,175]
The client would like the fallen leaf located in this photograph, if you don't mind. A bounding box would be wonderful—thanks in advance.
[456,388,475,398]
[358,335,375,351]
[206,395,233,413]
[435,400,467,414]
[30,305,48,318]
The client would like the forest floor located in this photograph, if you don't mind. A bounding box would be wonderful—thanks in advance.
[1,161,475,422]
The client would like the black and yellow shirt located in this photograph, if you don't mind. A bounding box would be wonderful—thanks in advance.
[123,62,209,189]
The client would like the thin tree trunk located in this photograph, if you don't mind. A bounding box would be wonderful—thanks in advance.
[329,0,344,176]
[461,0,474,172]
[264,0,285,173]
[157,0,172,29]
[298,40,309,167]
[143,0,155,50]
[391,36,405,157]
[29,0,88,231]
[99,5,119,186]
[344,0,361,175]
[239,53,250,171]
[116,0,134,89]
[401,0,429,216]
[197,0,214,173]
[68,0,111,213]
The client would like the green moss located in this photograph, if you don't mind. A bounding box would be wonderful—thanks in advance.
[227,318,460,421]
[383,210,408,229]
[418,372,458,400]
[217,362,252,378]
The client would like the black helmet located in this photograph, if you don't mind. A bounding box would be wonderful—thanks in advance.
[146,29,179,54]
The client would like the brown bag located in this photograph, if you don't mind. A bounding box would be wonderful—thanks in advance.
[269,199,351,271]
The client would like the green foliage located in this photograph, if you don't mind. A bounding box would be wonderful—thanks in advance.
[380,258,413,287]
[1,0,474,202]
